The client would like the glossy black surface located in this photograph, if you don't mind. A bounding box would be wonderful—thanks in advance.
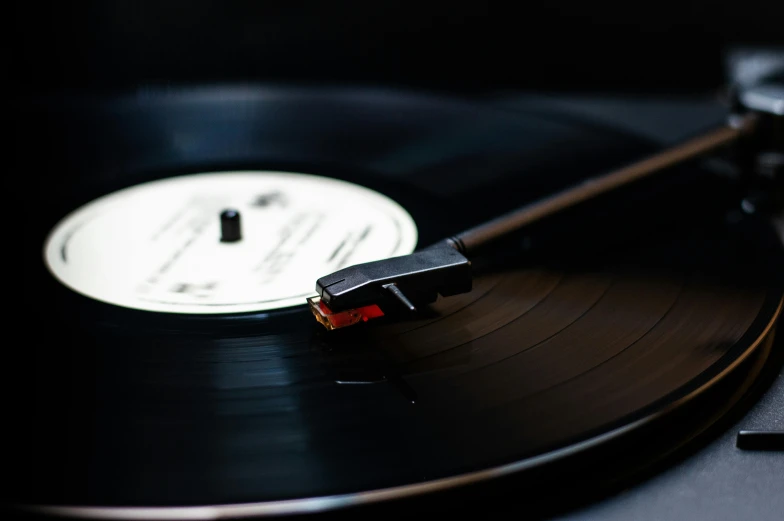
[15,87,784,511]
[736,431,784,451]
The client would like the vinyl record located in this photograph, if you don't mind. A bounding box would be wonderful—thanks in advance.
[15,87,784,518]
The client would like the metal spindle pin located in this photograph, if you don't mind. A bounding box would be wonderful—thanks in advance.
[220,209,242,242]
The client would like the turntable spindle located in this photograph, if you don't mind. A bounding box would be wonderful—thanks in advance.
[220,209,242,243]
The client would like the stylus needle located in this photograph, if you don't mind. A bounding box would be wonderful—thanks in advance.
[310,109,766,330]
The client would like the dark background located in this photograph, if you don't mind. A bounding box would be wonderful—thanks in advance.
[14,1,784,96]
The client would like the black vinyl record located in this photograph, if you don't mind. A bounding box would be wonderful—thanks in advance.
[15,87,784,518]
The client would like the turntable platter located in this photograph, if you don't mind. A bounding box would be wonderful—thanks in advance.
[15,86,784,518]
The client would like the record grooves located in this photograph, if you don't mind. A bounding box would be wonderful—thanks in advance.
[15,86,784,519]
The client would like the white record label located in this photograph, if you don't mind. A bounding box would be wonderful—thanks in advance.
[43,171,419,314]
